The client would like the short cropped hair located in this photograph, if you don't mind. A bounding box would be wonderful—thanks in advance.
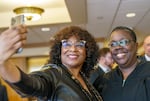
[99,47,111,58]
[111,26,137,42]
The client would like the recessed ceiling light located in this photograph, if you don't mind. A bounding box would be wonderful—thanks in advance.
[126,13,136,18]
[41,27,50,31]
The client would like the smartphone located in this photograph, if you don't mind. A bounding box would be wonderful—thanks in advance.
[11,15,25,53]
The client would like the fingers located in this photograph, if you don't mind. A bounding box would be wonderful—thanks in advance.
[0,25,27,64]
[11,25,27,50]
[0,25,27,61]
[16,24,27,34]
[3,24,27,36]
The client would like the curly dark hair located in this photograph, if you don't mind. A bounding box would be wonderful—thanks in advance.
[48,26,99,77]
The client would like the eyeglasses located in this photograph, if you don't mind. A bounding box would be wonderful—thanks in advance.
[109,39,133,48]
[61,40,86,49]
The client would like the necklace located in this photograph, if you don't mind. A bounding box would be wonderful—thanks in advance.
[61,64,103,101]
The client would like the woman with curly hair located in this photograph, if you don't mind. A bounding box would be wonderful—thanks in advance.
[0,25,103,101]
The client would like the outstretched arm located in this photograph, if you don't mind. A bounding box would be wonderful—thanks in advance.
[0,25,27,83]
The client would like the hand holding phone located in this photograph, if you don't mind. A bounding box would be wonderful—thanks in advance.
[11,15,25,53]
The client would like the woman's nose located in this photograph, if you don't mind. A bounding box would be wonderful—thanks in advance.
[69,45,78,51]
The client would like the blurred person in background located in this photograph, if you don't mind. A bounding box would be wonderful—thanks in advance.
[89,47,114,84]
[139,35,150,62]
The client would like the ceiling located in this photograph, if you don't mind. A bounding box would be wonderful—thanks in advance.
[0,0,150,57]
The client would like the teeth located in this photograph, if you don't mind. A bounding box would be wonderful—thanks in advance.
[117,53,125,58]
[68,55,78,59]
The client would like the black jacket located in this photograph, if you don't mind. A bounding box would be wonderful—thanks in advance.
[0,85,8,101]
[138,55,147,62]
[8,64,102,101]
[89,66,105,84]
[94,61,150,101]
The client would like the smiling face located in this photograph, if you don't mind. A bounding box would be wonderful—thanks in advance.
[109,30,138,68]
[61,36,86,69]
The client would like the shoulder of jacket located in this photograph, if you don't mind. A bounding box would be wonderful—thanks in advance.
[41,64,62,75]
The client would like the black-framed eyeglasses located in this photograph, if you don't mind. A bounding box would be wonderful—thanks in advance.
[61,40,86,49]
[109,39,133,48]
